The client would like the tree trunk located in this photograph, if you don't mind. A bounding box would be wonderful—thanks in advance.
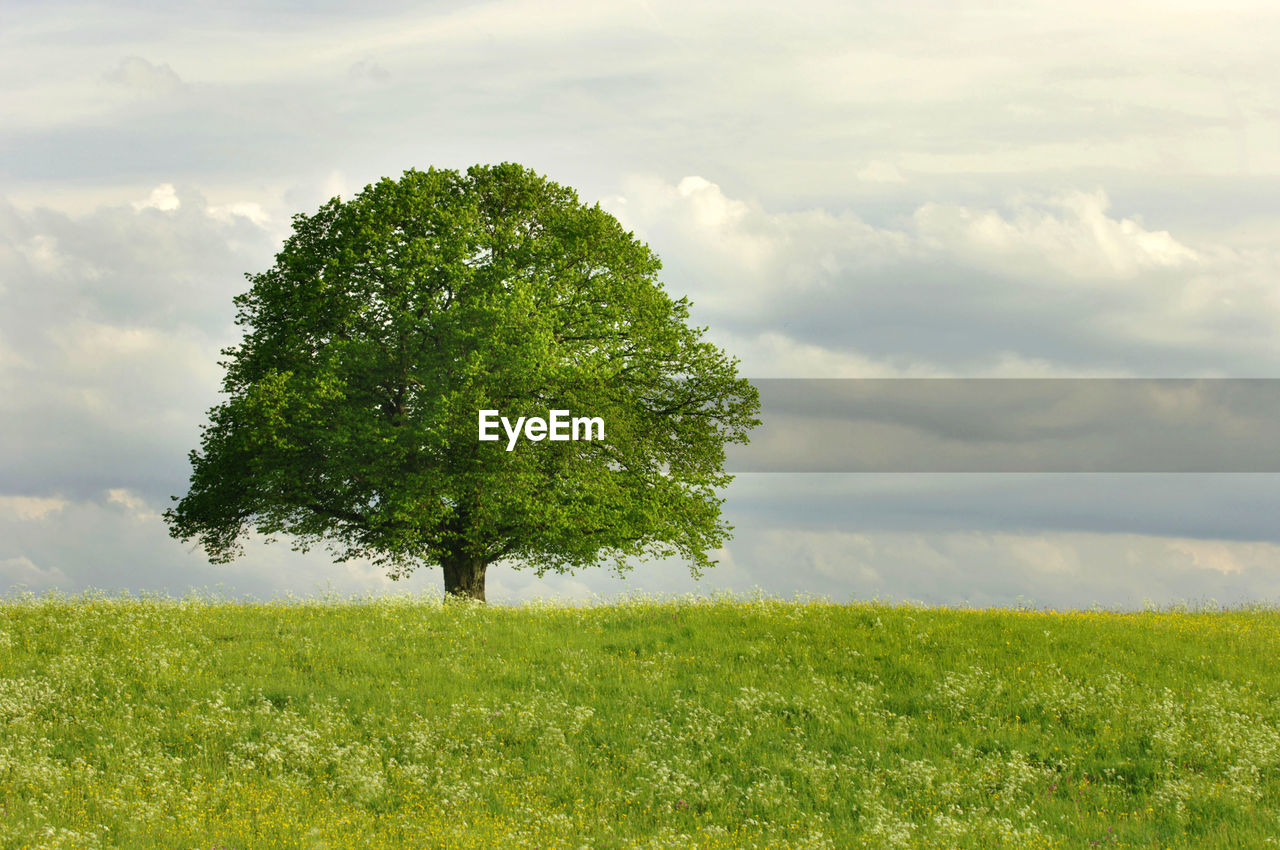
[441,554,488,602]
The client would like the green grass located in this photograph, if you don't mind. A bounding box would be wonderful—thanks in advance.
[2,592,1279,848]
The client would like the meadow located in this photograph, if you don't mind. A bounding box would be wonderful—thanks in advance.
[1,592,1278,848]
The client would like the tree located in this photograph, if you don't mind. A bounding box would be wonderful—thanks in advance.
[165,163,760,601]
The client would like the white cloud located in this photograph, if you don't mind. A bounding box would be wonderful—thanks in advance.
[132,184,181,212]
[911,190,1200,279]
[0,0,1277,607]
[0,192,276,507]
[348,60,391,83]
[1163,538,1273,575]
[206,201,270,227]
[323,0,653,62]
[611,175,1280,377]
[0,189,278,340]
[322,170,350,202]
[855,161,906,184]
[54,322,167,360]
[0,337,27,369]
[104,57,183,94]
[0,556,69,589]
[3,475,1280,606]
[708,330,1138,379]
[610,174,907,316]
[15,234,65,275]
[10,312,231,450]
[45,320,222,406]
[676,176,749,227]
[1004,536,1085,576]
[0,495,68,521]
[625,178,1204,285]
[734,527,1280,607]
[708,330,942,379]
[615,176,778,275]
[1,0,1276,201]
[106,488,159,522]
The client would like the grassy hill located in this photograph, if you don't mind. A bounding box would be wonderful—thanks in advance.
[2,593,1278,848]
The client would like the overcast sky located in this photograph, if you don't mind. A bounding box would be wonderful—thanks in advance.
[3,0,1280,606]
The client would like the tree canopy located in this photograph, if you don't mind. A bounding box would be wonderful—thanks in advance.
[165,163,760,600]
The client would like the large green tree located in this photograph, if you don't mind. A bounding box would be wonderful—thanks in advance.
[165,164,759,601]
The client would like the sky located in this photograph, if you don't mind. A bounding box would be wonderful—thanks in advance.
[3,0,1280,606]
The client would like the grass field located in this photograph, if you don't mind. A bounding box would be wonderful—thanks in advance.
[2,592,1279,848]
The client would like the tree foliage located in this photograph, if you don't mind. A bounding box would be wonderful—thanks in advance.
[165,164,760,600]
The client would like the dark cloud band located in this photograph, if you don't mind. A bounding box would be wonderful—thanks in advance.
[726,379,1280,472]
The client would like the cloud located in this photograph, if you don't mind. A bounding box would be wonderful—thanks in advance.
[0,556,69,590]
[0,1,1276,608]
[103,57,184,94]
[725,379,1280,473]
[348,60,391,82]
[2,0,1276,202]
[4,472,1280,607]
[132,183,181,212]
[911,190,1199,279]
[708,330,944,379]
[12,234,66,276]
[2,316,226,502]
[721,473,1280,565]
[707,330,1128,379]
[0,496,68,521]
[610,176,1280,377]
[0,490,445,600]
[0,190,279,505]
[718,526,1280,609]
[612,173,908,316]
[5,174,1275,606]
[107,488,159,522]
[0,188,274,331]
[206,201,271,227]
[855,161,906,184]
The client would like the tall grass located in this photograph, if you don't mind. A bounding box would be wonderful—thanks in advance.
[2,591,1279,847]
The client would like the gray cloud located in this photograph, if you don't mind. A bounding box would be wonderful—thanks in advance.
[714,525,1280,610]
[103,56,184,93]
[7,477,1280,608]
[724,474,1280,545]
[728,380,1280,472]
[609,177,1280,378]
[0,190,276,502]
[0,556,69,591]
[1,0,1279,606]
[7,1,1278,198]
[347,59,390,82]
